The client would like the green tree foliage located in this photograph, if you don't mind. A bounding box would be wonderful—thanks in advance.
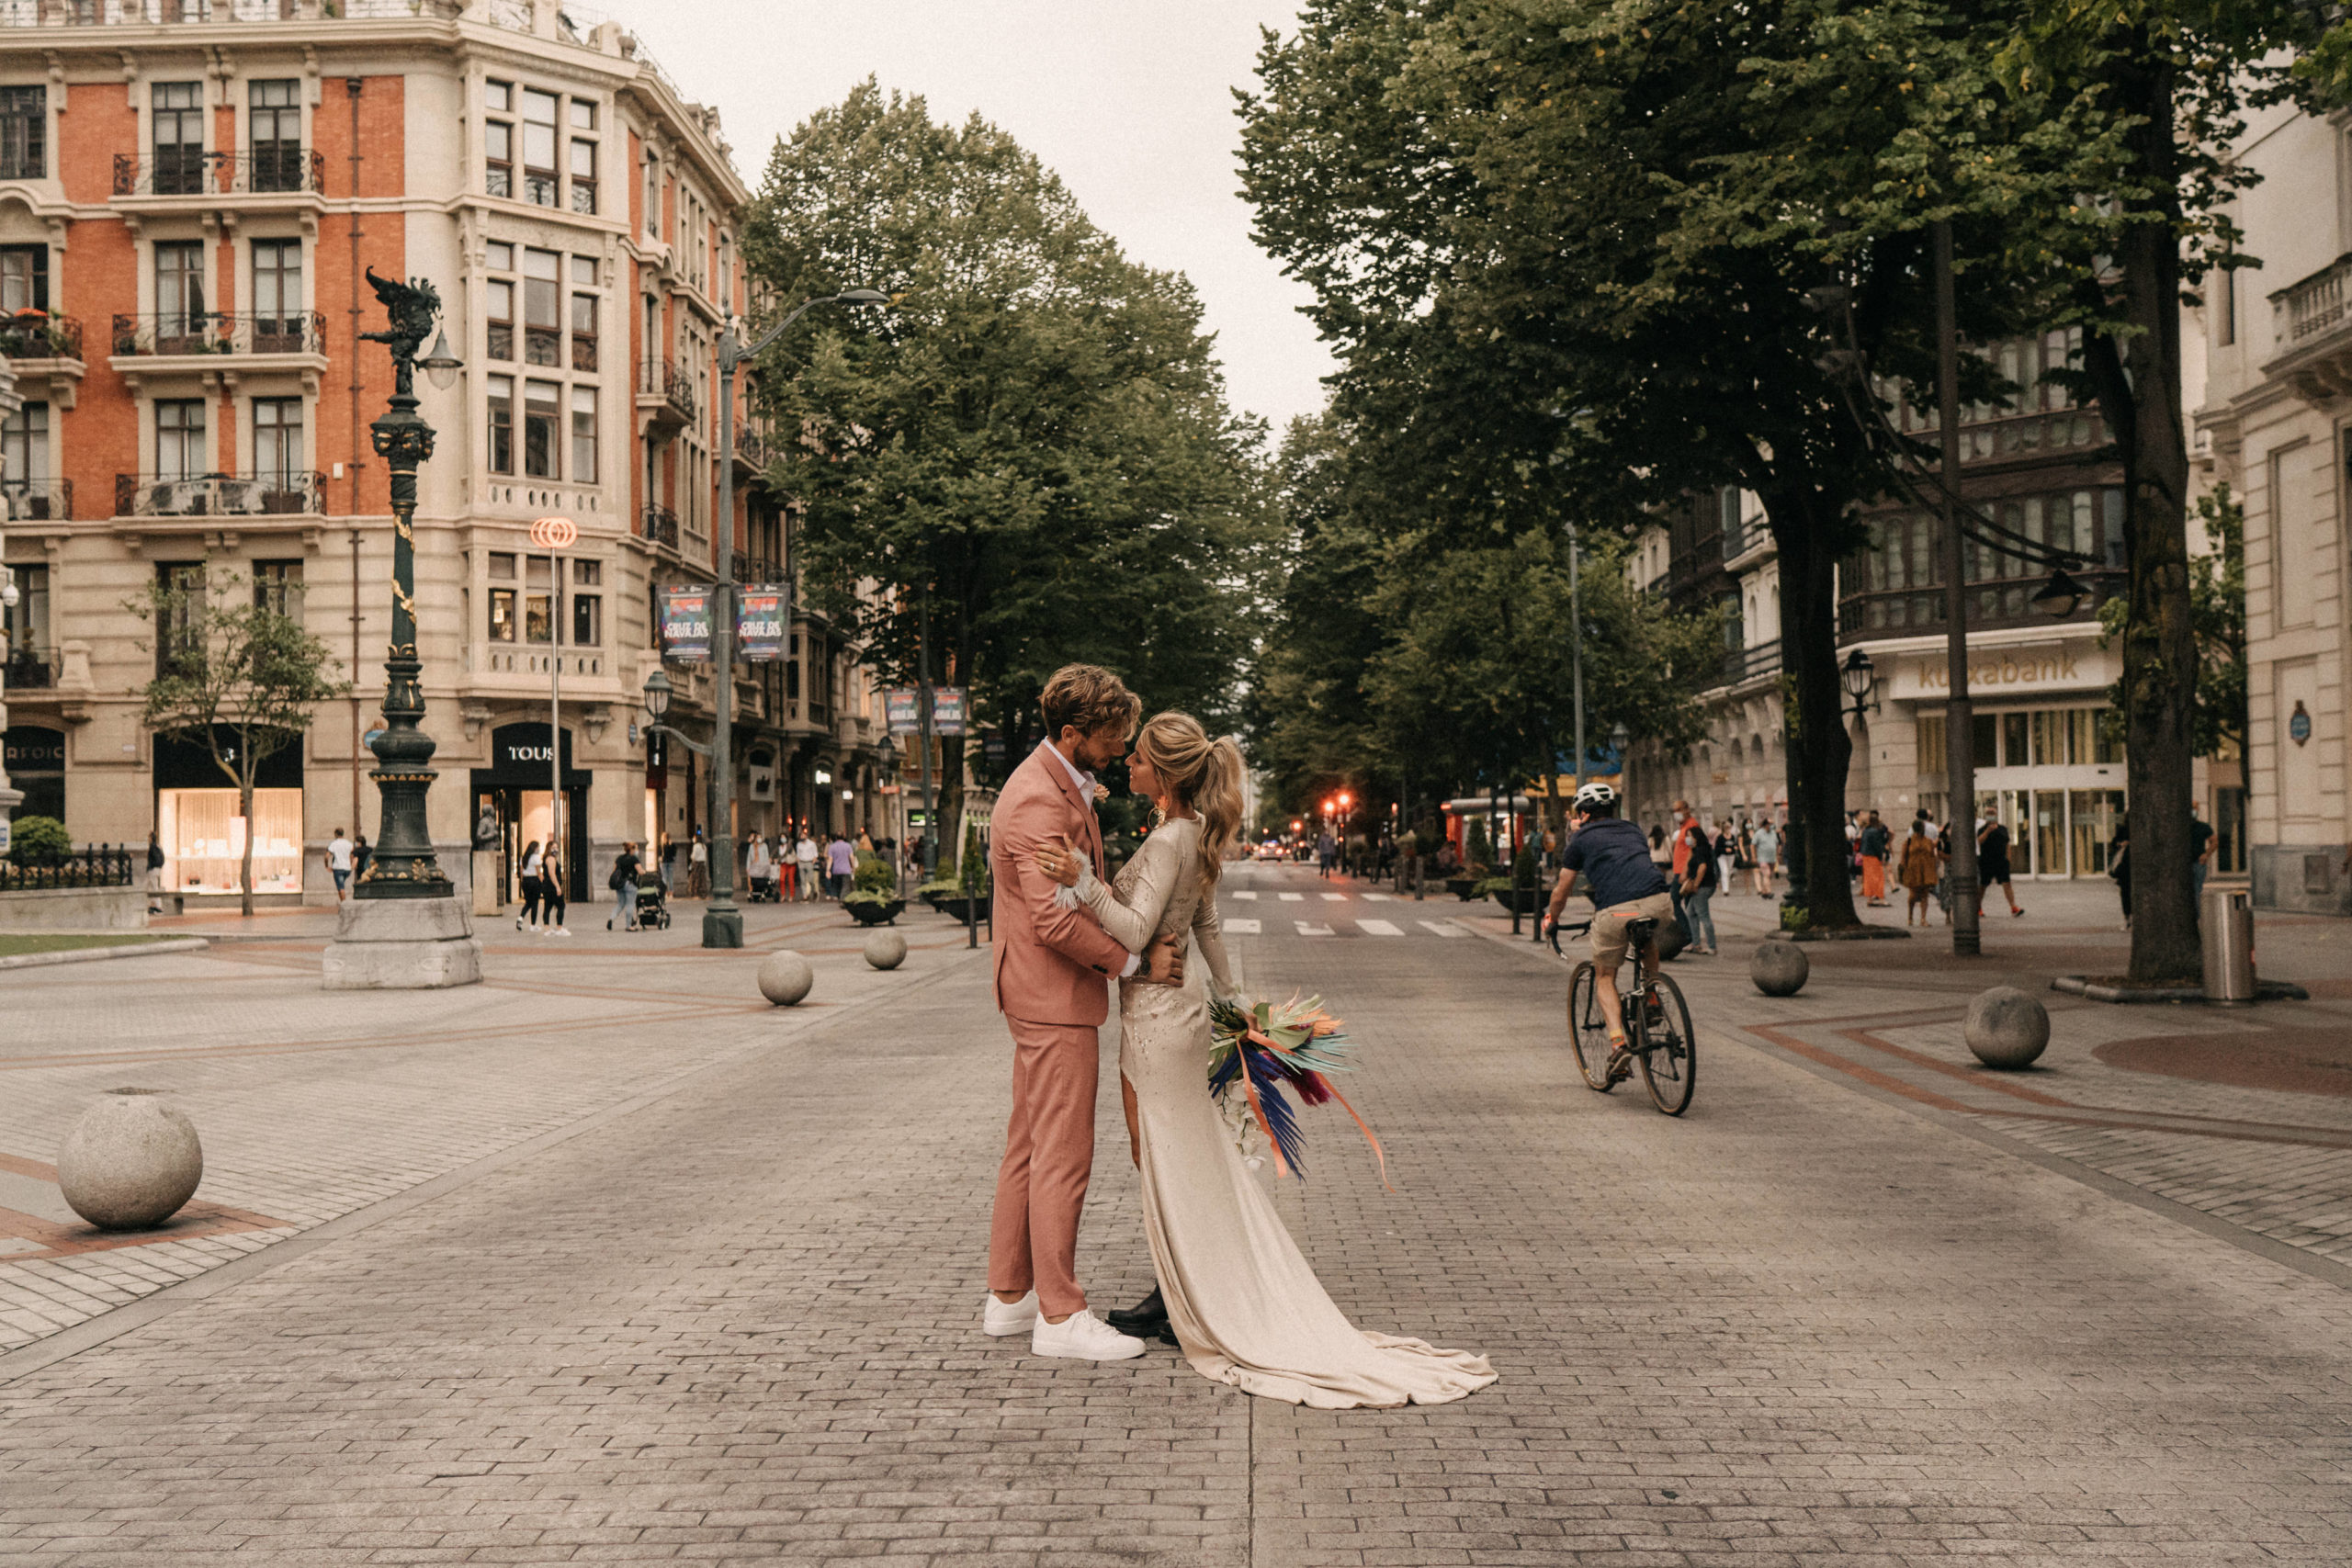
[6,816,71,864]
[2098,483,2247,761]
[128,570,346,915]
[741,83,1271,833]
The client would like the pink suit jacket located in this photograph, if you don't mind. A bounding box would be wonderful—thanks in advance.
[989,744,1131,1025]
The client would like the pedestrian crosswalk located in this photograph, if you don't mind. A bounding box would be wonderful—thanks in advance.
[1224,918,1262,934]
[1212,878,1490,941]
[1356,919,1403,936]
[1215,901,1476,941]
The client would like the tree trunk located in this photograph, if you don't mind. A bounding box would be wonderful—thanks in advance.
[238,773,256,919]
[1767,484,1860,930]
[2092,49,2199,984]
[941,733,967,871]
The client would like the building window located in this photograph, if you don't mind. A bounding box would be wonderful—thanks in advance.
[0,244,45,313]
[248,79,302,192]
[2,400,49,519]
[155,241,207,341]
[523,380,560,478]
[570,134,597,215]
[2216,261,2236,348]
[488,551,516,641]
[524,248,560,366]
[571,592,601,647]
[487,278,514,361]
[643,154,661,239]
[155,399,207,481]
[153,82,204,197]
[522,88,558,207]
[251,239,302,347]
[254,398,303,491]
[487,375,514,474]
[570,386,597,482]
[157,785,305,896]
[0,85,42,181]
[252,558,303,619]
[485,79,513,197]
[524,554,553,643]
[571,263,598,371]
[3,562,49,671]
[156,562,206,675]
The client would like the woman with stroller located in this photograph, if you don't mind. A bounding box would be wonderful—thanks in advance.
[609,841,642,931]
[516,840,544,931]
[746,833,774,902]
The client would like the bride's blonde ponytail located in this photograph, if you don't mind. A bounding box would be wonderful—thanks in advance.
[1134,713,1247,890]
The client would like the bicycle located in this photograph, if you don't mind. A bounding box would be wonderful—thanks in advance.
[1548,916,1697,1115]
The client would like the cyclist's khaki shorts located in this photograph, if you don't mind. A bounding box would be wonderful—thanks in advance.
[1591,892,1676,969]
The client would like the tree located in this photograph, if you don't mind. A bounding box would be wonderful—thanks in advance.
[130,570,346,915]
[2098,483,2246,762]
[741,83,1271,834]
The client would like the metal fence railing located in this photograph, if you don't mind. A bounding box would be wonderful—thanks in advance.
[0,845,135,891]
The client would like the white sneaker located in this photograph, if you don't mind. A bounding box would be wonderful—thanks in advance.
[982,1290,1037,1337]
[1030,1307,1146,1360]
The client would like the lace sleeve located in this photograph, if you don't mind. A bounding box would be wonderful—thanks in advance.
[1074,832,1174,953]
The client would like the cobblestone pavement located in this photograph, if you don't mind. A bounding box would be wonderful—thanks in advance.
[2,863,2349,1564]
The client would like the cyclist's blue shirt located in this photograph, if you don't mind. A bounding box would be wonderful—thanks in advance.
[1563,818,1671,910]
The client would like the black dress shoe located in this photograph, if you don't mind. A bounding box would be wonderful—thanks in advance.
[1106,1286,1166,1337]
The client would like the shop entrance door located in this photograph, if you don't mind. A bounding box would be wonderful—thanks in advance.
[476,785,588,906]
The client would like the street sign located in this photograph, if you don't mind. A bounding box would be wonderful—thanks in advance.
[660,586,713,659]
[883,686,967,735]
[738,585,787,660]
[933,686,967,735]
[885,688,921,735]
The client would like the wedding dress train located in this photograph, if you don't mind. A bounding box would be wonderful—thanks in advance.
[1074,818,1497,1409]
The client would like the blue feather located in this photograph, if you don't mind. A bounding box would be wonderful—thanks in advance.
[1247,1046,1309,1177]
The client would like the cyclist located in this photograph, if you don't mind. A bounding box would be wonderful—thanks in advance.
[1541,782,1678,1083]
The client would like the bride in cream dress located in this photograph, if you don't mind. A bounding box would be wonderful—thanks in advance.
[1034,712,1495,1409]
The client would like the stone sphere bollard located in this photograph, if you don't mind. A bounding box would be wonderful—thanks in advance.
[757,950,815,1007]
[863,930,907,971]
[1750,939,1809,998]
[1965,987,2050,1069]
[58,1089,204,1231]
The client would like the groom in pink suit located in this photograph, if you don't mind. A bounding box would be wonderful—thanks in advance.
[982,664,1183,1359]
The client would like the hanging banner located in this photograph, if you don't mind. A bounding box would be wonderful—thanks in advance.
[738,585,788,660]
[885,688,922,736]
[933,686,967,736]
[660,586,713,660]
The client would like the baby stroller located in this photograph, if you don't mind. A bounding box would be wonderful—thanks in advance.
[635,877,673,930]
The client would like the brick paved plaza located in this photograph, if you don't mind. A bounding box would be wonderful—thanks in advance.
[3,869,2351,1564]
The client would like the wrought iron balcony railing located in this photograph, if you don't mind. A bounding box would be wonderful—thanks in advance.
[639,503,680,549]
[115,470,325,518]
[1719,637,1781,685]
[112,148,324,197]
[0,313,82,361]
[733,423,774,470]
[4,646,56,689]
[2,478,72,521]
[111,311,326,356]
[637,355,696,423]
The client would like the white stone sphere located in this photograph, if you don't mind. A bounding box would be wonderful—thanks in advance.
[757,950,815,1006]
[58,1089,204,1231]
[1751,939,1810,998]
[1965,987,2050,1068]
[863,931,907,971]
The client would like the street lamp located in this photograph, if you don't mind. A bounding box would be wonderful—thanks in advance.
[639,669,711,760]
[2030,567,2086,619]
[420,327,462,391]
[1840,647,1877,720]
[705,288,889,948]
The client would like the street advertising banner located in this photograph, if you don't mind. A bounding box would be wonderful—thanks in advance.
[738,585,788,660]
[933,686,967,736]
[660,586,713,660]
[885,688,922,736]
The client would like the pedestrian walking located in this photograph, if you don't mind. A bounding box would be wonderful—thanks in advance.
[540,855,568,933]
[687,829,709,898]
[1317,828,1337,878]
[746,834,773,903]
[1898,820,1940,927]
[1712,821,1736,895]
[1977,807,2024,918]
[658,833,677,891]
[325,827,354,903]
[1667,801,1702,950]
[1732,820,1756,891]
[144,830,166,914]
[1679,834,1719,954]
[1750,819,1779,897]
[1397,823,1422,898]
[826,831,854,900]
[2191,811,2215,907]
[608,841,642,931]
[1859,810,1891,907]
[796,829,820,899]
[353,833,371,884]
[2109,813,2132,931]
[517,839,544,931]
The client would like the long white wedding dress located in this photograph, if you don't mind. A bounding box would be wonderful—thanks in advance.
[1074,818,1497,1408]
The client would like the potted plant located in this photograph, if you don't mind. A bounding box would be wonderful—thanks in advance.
[1485,841,1543,914]
[928,827,991,923]
[841,850,905,925]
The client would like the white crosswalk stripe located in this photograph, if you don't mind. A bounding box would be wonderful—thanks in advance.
[1362,892,1393,902]
[1232,890,1258,901]
[1357,919,1403,937]
[1224,918,1262,934]
[1278,892,1304,902]
[1295,921,1334,937]
[1419,919,1469,938]
[1321,892,1347,902]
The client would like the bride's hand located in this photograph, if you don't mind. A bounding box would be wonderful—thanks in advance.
[1034,833,1083,888]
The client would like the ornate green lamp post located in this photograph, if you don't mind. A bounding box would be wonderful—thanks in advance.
[355,268,463,898]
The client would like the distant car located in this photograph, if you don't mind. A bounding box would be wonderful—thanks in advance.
[1255,839,1283,861]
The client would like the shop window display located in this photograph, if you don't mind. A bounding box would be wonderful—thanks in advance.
[157,787,303,894]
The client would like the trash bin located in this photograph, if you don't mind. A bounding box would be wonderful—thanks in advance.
[2200,884,2256,1005]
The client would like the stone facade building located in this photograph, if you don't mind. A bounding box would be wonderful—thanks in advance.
[0,0,888,907]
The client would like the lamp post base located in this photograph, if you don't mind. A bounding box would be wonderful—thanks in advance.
[322,896,483,989]
[702,906,743,950]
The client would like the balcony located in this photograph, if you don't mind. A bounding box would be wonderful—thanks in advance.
[1719,638,1781,687]
[4,647,55,690]
[115,470,325,519]
[2,479,73,521]
[1838,573,2115,643]
[0,312,81,363]
[639,502,679,549]
[730,549,782,584]
[2267,254,2352,401]
[1956,406,2106,465]
[109,312,327,377]
[637,356,695,431]
[732,422,774,476]
[112,149,325,199]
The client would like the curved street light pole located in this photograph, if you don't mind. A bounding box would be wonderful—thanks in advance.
[707,289,888,949]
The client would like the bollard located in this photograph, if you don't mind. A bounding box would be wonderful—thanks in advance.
[1750,939,1809,997]
[58,1089,204,1231]
[757,950,815,1006]
[1964,987,2049,1068]
[864,931,907,971]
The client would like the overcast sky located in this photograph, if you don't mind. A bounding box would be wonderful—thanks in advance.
[584,0,1335,442]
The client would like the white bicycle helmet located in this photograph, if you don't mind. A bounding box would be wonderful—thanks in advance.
[1573,781,1618,810]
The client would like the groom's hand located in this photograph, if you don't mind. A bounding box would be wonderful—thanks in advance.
[1137,934,1187,987]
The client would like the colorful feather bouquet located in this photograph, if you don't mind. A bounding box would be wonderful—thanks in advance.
[1206,994,1389,1186]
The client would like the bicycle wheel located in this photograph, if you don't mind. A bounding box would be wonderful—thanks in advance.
[1636,972,1697,1115]
[1566,962,1617,1092]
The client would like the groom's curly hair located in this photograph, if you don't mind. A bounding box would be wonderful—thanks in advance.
[1039,664,1140,739]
